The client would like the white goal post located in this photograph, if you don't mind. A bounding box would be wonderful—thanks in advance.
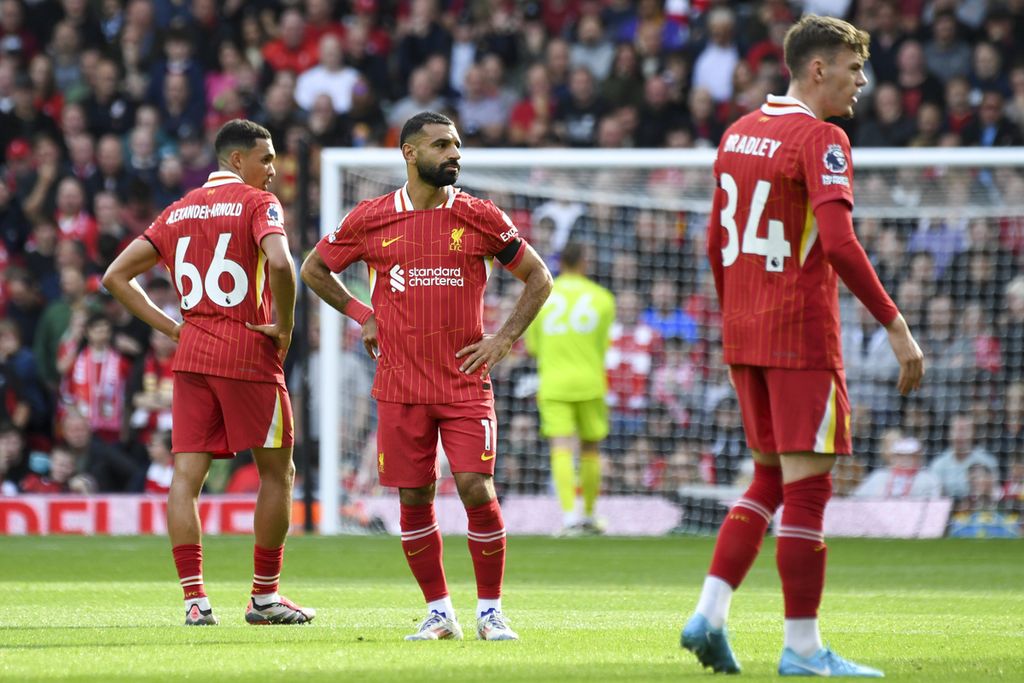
[316,146,1024,535]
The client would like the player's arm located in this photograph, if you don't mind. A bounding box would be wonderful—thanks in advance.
[816,199,924,395]
[300,249,378,359]
[706,182,726,303]
[456,242,553,374]
[102,239,182,341]
[246,233,295,359]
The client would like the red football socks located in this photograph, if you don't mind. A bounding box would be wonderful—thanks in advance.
[172,544,206,600]
[708,463,784,587]
[466,499,506,599]
[252,545,284,596]
[400,503,449,602]
[776,472,832,618]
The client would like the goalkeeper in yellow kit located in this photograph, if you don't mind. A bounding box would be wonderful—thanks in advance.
[525,242,615,535]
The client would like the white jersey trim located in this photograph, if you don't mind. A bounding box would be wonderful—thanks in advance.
[760,94,816,118]
[203,171,245,187]
[394,184,459,212]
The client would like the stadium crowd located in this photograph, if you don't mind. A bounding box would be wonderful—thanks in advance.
[0,0,1022,525]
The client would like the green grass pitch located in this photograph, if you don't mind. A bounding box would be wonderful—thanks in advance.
[0,535,1021,682]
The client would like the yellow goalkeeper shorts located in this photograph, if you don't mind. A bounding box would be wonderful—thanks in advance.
[537,397,609,442]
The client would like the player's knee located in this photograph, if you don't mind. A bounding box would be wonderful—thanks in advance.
[454,473,495,507]
[399,483,436,506]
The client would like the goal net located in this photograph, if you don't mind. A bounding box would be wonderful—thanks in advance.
[313,147,1024,538]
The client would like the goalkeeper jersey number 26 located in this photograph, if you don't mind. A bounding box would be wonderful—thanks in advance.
[526,273,615,402]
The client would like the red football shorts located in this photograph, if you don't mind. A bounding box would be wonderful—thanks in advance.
[172,372,293,456]
[376,399,498,488]
[729,365,851,456]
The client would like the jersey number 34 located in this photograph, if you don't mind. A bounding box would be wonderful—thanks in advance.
[719,172,792,273]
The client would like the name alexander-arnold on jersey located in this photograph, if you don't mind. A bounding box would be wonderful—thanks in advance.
[167,202,245,223]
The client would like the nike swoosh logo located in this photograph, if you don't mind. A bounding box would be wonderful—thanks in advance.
[482,548,503,556]
[788,660,831,676]
[382,236,402,247]
[406,545,430,556]
[481,453,495,461]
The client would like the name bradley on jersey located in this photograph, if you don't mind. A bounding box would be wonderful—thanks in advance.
[722,134,783,159]
[166,202,244,224]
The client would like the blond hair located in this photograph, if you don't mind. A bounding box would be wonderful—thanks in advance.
[784,15,870,78]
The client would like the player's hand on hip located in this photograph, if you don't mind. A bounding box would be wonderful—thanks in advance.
[362,315,379,360]
[246,321,293,360]
[169,321,184,343]
[885,314,925,395]
[456,333,512,375]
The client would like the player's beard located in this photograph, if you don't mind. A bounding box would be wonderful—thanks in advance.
[418,159,460,188]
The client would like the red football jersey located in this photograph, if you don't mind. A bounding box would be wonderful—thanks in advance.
[710,94,856,370]
[143,171,286,383]
[316,185,527,404]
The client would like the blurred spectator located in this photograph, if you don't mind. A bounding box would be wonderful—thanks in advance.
[177,131,217,190]
[19,444,93,494]
[295,34,360,113]
[634,75,687,148]
[954,462,1002,514]
[908,101,944,147]
[856,83,915,147]
[262,8,319,75]
[54,176,99,262]
[1001,453,1024,514]
[33,265,88,392]
[852,432,941,499]
[60,409,136,492]
[961,90,1023,147]
[842,298,901,421]
[385,66,445,134]
[58,312,132,445]
[0,422,26,494]
[923,10,972,81]
[692,7,739,103]
[1,0,40,61]
[570,14,614,82]
[343,21,390,99]
[152,154,185,210]
[642,277,697,343]
[457,63,509,146]
[968,42,1010,101]
[395,0,451,89]
[48,20,83,93]
[687,87,724,148]
[82,58,135,138]
[894,40,944,119]
[555,66,606,148]
[159,72,204,141]
[508,63,556,147]
[137,429,173,494]
[998,276,1024,382]
[866,0,906,85]
[702,395,745,486]
[126,127,160,189]
[88,134,132,202]
[928,412,999,498]
[607,289,662,440]
[943,76,974,136]
[602,43,645,111]
[0,316,48,432]
[651,337,698,429]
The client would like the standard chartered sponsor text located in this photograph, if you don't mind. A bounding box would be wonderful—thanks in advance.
[167,202,244,224]
[407,266,464,287]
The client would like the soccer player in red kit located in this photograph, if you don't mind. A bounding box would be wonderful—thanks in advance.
[301,111,553,641]
[680,16,924,677]
[102,120,314,626]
